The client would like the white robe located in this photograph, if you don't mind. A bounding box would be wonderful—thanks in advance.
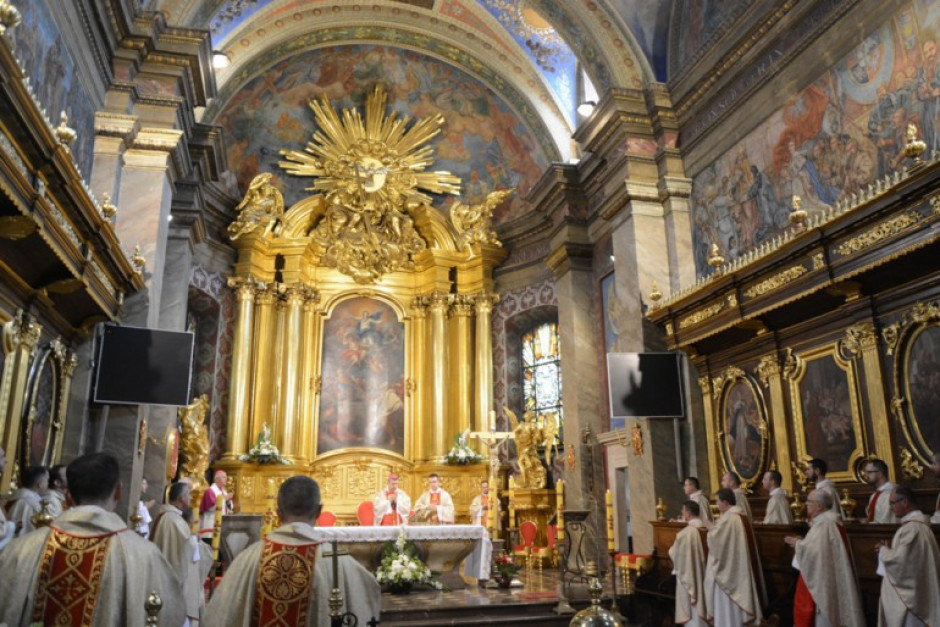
[8,488,42,537]
[689,491,713,523]
[733,488,753,520]
[414,489,455,524]
[815,479,844,519]
[762,488,793,524]
[373,489,411,525]
[877,511,940,627]
[669,518,708,626]
[0,505,15,551]
[151,504,207,623]
[867,481,898,524]
[470,493,499,526]
[0,505,185,627]
[204,522,381,627]
[45,490,67,519]
[704,506,765,625]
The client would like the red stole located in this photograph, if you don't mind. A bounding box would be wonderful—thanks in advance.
[794,575,815,626]
[867,490,882,522]
[32,526,118,626]
[481,495,489,526]
[380,491,401,526]
[430,492,441,506]
[252,538,319,627]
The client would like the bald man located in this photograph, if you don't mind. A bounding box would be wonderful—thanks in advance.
[199,470,233,541]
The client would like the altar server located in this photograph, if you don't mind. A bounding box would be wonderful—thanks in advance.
[374,473,411,525]
[414,473,455,524]
[669,501,708,626]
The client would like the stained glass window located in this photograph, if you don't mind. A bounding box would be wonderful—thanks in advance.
[522,321,563,436]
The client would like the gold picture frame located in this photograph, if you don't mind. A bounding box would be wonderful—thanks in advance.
[786,345,867,482]
[714,366,769,488]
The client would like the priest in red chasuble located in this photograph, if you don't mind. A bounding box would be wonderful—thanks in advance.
[784,489,864,627]
[373,473,411,525]
[704,488,766,626]
[204,476,380,627]
[414,473,455,524]
[0,452,184,627]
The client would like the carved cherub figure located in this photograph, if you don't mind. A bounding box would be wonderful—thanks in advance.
[228,173,285,240]
[450,188,515,253]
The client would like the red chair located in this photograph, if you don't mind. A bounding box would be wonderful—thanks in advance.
[357,501,374,526]
[513,520,538,570]
[317,511,337,527]
[532,523,557,570]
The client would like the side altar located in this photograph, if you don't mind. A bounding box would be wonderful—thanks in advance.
[215,86,508,521]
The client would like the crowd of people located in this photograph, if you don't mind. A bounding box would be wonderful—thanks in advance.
[0,449,497,626]
[670,455,940,626]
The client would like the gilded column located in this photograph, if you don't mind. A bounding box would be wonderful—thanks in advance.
[451,295,474,438]
[223,278,257,460]
[697,375,721,491]
[428,291,452,458]
[410,296,429,461]
[757,355,792,491]
[249,284,278,445]
[51,341,78,463]
[299,289,322,465]
[0,311,42,492]
[473,292,498,434]
[277,284,307,462]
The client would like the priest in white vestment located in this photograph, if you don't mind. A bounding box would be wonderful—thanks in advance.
[704,488,765,626]
[152,481,207,626]
[864,459,897,524]
[761,470,793,524]
[414,473,455,524]
[668,500,708,626]
[683,476,713,523]
[199,470,233,540]
[806,458,844,519]
[876,486,940,627]
[470,480,499,526]
[784,489,864,627]
[45,464,68,518]
[0,452,184,627]
[374,473,411,525]
[8,466,48,537]
[723,471,753,520]
[205,476,381,627]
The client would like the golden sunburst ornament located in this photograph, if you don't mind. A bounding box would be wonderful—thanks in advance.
[278,85,461,283]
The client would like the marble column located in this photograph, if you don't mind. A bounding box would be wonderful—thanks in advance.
[428,291,451,458]
[473,292,498,434]
[277,284,306,462]
[451,295,473,438]
[223,278,257,460]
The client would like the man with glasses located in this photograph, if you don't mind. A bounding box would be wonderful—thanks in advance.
[784,489,864,626]
[876,486,940,626]
[864,458,898,523]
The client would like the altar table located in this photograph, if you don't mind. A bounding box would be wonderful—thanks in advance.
[311,524,492,583]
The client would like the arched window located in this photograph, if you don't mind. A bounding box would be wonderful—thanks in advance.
[521,321,563,436]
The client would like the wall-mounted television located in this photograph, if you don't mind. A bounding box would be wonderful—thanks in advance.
[607,351,685,419]
[93,324,195,407]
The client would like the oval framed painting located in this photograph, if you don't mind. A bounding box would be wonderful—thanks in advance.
[718,370,768,484]
[902,322,940,458]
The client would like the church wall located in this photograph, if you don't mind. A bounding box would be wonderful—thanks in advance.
[688,0,938,277]
[9,0,99,177]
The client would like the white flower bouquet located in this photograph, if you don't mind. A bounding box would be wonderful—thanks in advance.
[444,429,484,465]
[375,528,441,593]
[237,424,291,465]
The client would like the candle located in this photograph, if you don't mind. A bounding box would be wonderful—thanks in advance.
[489,409,496,431]
[331,540,339,588]
[606,489,615,552]
[555,479,564,543]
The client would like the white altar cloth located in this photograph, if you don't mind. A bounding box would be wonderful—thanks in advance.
[311,525,491,580]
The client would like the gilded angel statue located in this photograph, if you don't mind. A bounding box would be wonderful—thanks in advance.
[179,394,210,493]
[505,405,558,489]
[450,188,515,253]
[228,173,285,240]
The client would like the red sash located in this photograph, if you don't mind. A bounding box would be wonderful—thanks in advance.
[380,492,400,526]
[252,539,319,627]
[867,490,881,522]
[794,574,815,626]
[32,527,118,626]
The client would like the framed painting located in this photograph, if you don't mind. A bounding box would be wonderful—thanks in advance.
[317,296,406,456]
[890,302,940,463]
[716,367,768,485]
[787,347,866,481]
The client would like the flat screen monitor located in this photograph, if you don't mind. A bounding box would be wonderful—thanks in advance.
[94,324,194,406]
[607,352,685,419]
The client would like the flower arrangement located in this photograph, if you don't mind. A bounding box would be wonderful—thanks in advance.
[237,424,291,465]
[444,429,484,465]
[375,528,441,593]
[492,552,521,581]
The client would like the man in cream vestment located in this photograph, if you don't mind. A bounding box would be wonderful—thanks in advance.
[0,452,184,627]
[152,482,210,626]
[723,471,753,520]
[785,489,864,627]
[470,480,499,526]
[876,486,940,627]
[414,473,455,524]
[864,459,897,524]
[761,470,793,524]
[205,476,381,627]
[45,464,68,519]
[704,488,765,626]
[374,473,411,525]
[683,476,713,523]
[8,466,48,537]
[668,501,708,626]
[806,458,844,519]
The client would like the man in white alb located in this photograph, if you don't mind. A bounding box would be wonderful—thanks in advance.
[805,458,843,519]
[683,476,713,524]
[413,473,455,524]
[864,458,897,524]
[373,473,411,526]
[761,469,793,524]
[669,501,708,626]
[722,471,753,520]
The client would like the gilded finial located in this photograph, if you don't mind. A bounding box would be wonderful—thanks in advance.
[54,111,77,147]
[904,123,927,166]
[100,192,118,219]
[655,497,667,521]
[707,243,725,269]
[788,195,807,228]
[145,591,163,625]
[131,244,145,275]
[129,511,143,533]
[839,489,857,523]
[0,0,23,34]
[648,280,662,305]
[31,499,55,528]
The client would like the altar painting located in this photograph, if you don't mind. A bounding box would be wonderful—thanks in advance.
[721,378,764,481]
[317,297,405,456]
[905,324,940,455]
[796,354,860,473]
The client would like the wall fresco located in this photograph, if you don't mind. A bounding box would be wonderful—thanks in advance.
[214,44,549,224]
[673,0,748,75]
[691,0,940,276]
